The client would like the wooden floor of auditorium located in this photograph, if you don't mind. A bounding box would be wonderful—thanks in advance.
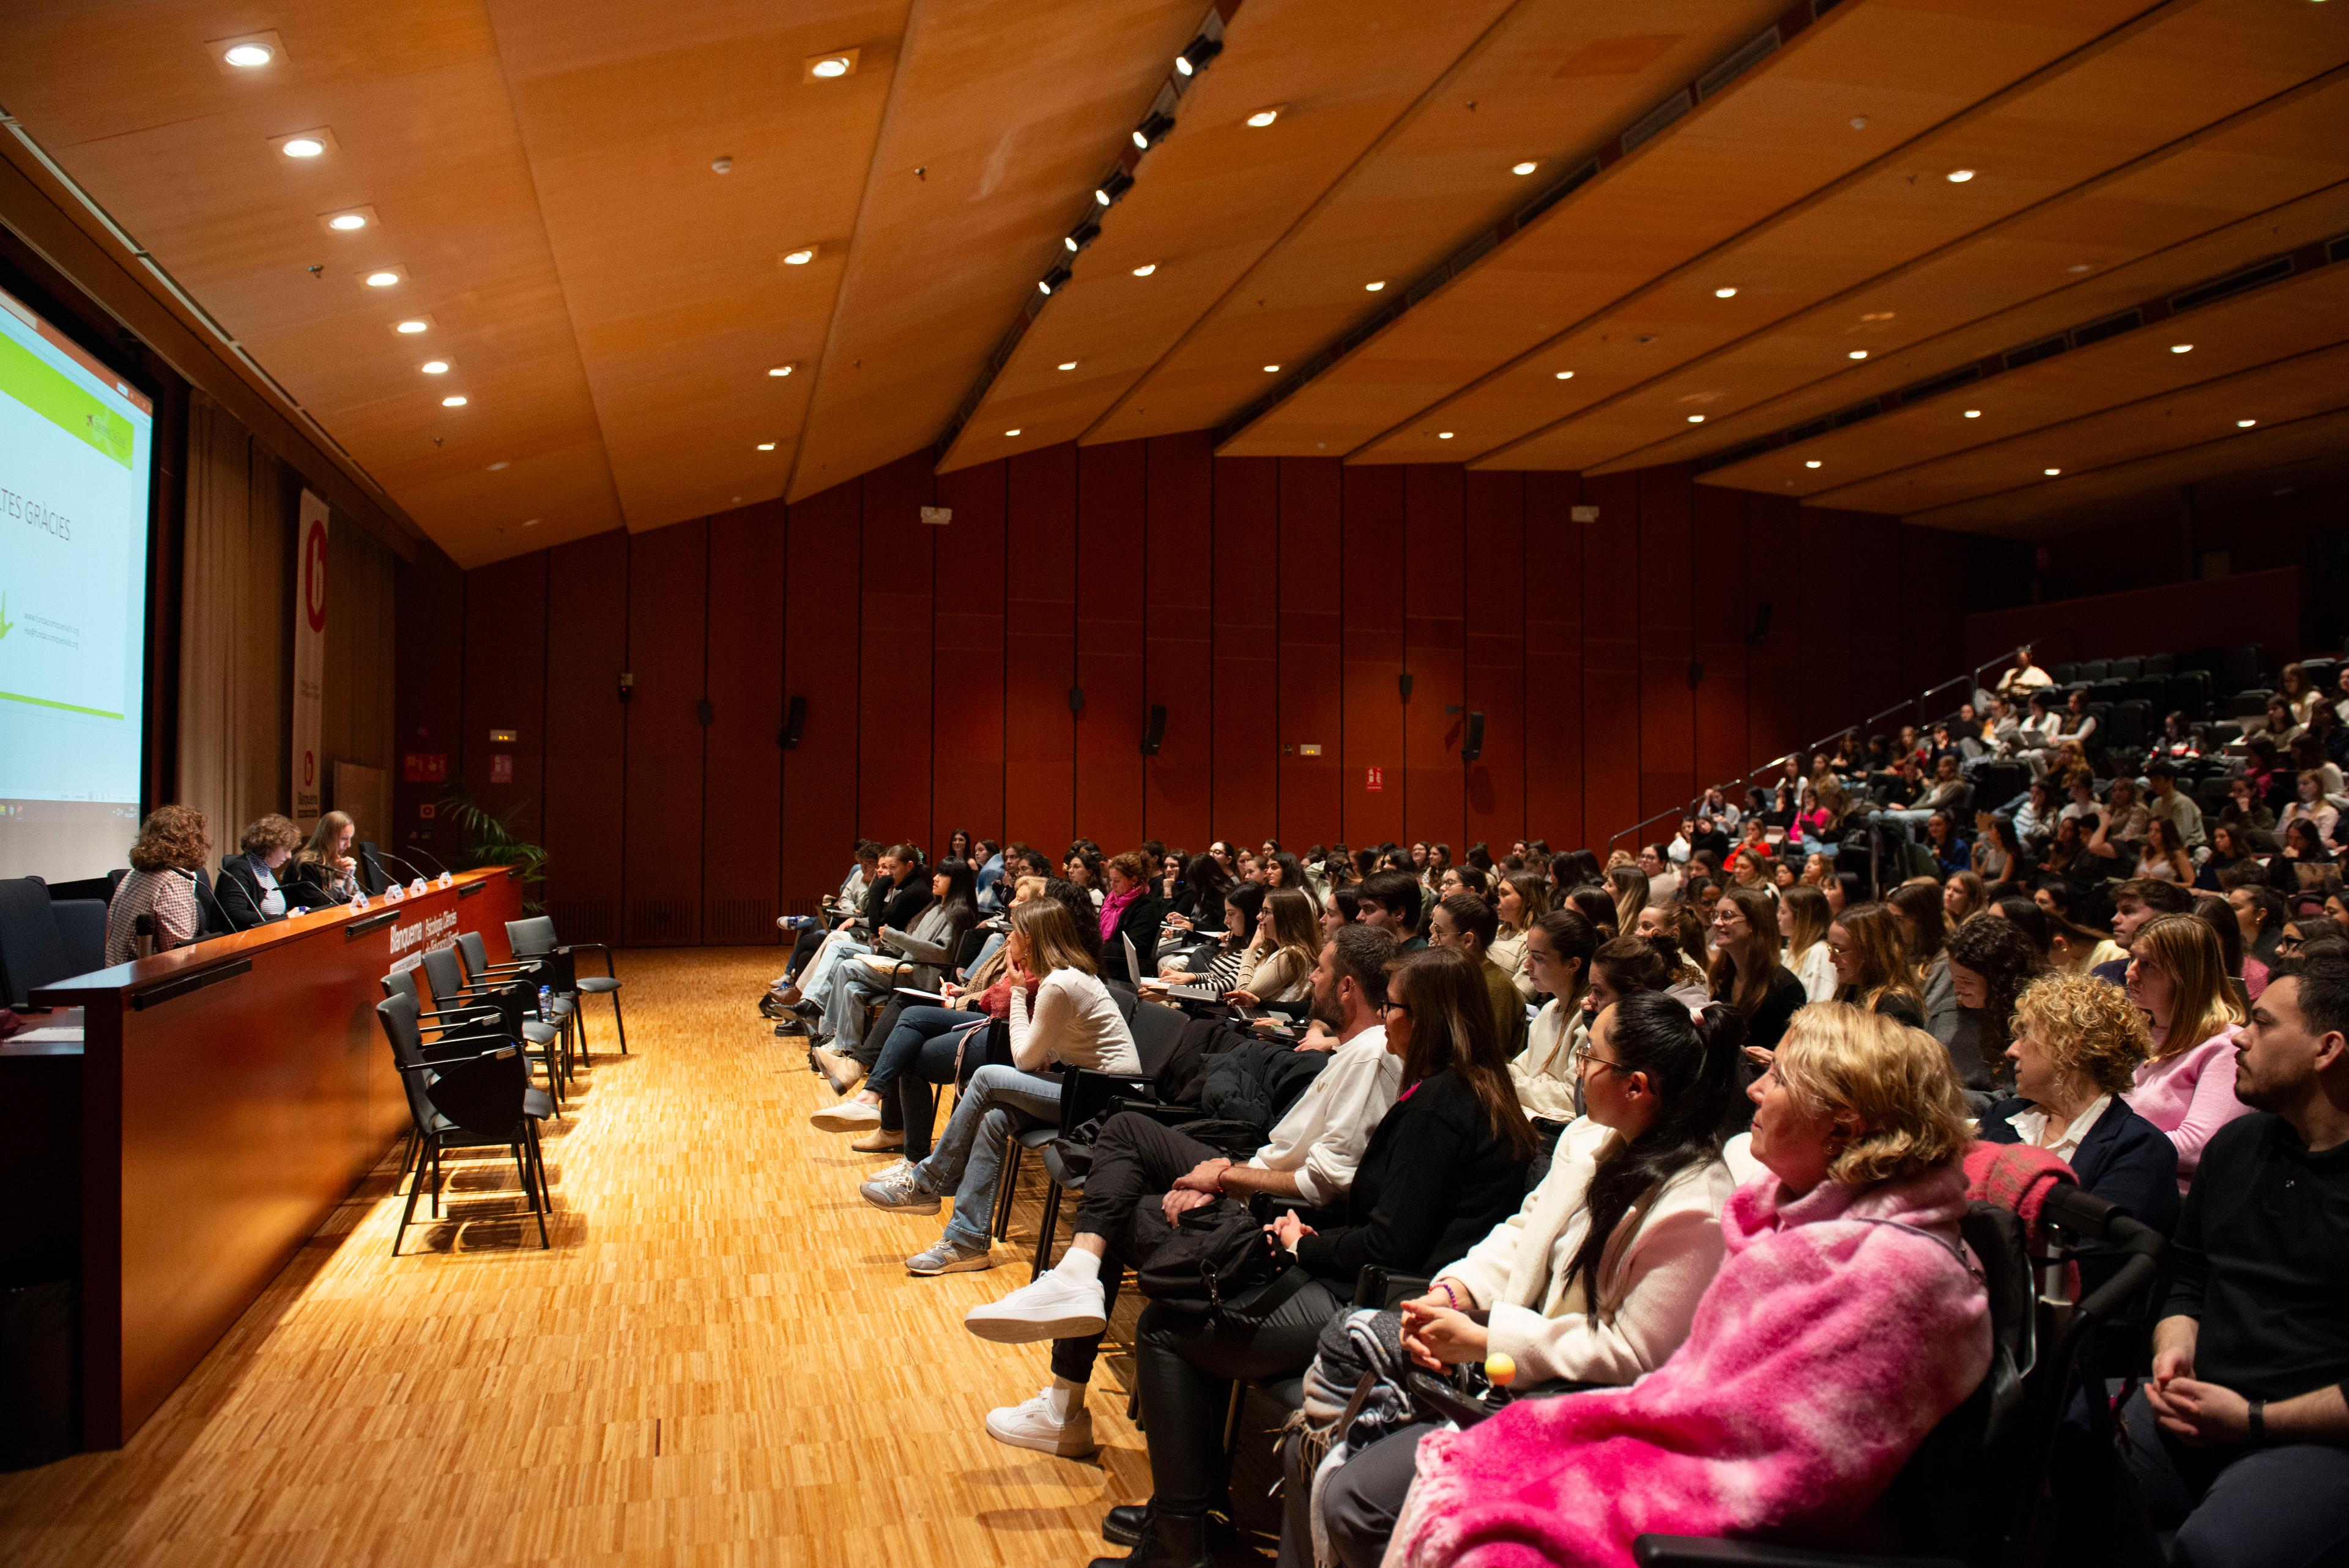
[0,949,1171,1568]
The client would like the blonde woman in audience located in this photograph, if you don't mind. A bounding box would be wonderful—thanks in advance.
[1779,883,1836,1002]
[1827,903,1926,1027]
[2278,660,2323,727]
[103,804,212,965]
[1508,908,1601,1123]
[2277,770,2340,845]
[1606,865,1649,933]
[1941,869,1989,926]
[287,809,361,905]
[2120,913,2251,1189]
[1489,870,1548,1002]
[1226,886,1321,1007]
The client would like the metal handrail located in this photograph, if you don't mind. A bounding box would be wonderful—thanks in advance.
[1602,644,2028,852]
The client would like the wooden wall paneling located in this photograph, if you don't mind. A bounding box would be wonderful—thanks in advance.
[1275,458,1343,846]
[1691,484,1751,806]
[1581,472,1642,850]
[781,480,861,909]
[703,501,786,945]
[1004,447,1078,853]
[932,462,1009,853]
[392,552,466,867]
[540,530,630,946]
[622,522,709,946]
[1075,441,1148,850]
[1212,456,1280,841]
[1522,470,1584,849]
[1845,512,1904,726]
[1743,493,1805,773]
[1143,433,1214,850]
[1463,471,1526,849]
[457,554,549,846]
[1795,507,1852,751]
[1635,469,1695,822]
[1403,466,1467,851]
[1341,466,1407,848]
[855,453,938,850]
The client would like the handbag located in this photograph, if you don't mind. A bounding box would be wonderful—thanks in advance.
[1136,1198,1313,1315]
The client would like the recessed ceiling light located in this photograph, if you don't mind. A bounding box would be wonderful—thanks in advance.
[420,360,448,374]
[1058,360,1078,371]
[441,395,467,407]
[1511,160,1539,176]
[1847,349,1868,360]
[1005,428,1022,437]
[1245,106,1282,128]
[2170,343,2193,354]
[1365,281,1385,292]
[782,247,818,266]
[325,212,367,231]
[1687,414,1705,424]
[1713,286,1737,299]
[363,270,401,288]
[1437,431,1455,440]
[1860,311,1895,322]
[2237,418,2258,428]
[521,518,540,528]
[2043,467,2061,476]
[1963,409,1981,418]
[1554,370,1575,381]
[280,136,326,159]
[768,363,796,377]
[2068,263,2094,273]
[804,48,859,80]
[1132,262,1157,277]
[756,442,776,451]
[223,41,274,67]
[1804,460,1822,469]
[488,461,510,471]
[1263,364,1281,373]
[395,319,429,335]
[1849,114,1870,130]
[1946,168,1976,183]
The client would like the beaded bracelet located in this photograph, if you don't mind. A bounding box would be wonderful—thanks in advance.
[1435,1280,1463,1311]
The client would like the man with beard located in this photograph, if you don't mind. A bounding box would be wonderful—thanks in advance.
[953,924,1401,1460]
[2118,952,2349,1564]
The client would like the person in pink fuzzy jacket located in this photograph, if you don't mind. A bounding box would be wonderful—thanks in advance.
[1382,1001,1991,1568]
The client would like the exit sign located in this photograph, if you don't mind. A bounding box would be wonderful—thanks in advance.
[1365,765,1384,792]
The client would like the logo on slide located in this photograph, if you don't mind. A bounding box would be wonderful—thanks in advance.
[0,591,12,641]
[86,407,134,463]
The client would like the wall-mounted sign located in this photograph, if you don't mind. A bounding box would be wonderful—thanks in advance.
[1571,505,1600,523]
[919,505,952,526]
[402,752,448,783]
[1365,765,1384,792]
[490,753,514,784]
[489,728,519,743]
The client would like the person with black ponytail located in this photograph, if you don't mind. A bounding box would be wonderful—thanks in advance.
[1311,992,1747,1567]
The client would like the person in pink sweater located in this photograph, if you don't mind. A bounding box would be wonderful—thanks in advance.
[1381,1002,1990,1568]
[2118,914,2251,1191]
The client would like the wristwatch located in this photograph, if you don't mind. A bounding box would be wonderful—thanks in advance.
[2247,1399,2266,1446]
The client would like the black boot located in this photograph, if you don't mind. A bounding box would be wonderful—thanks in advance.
[1088,1509,1211,1568]
[1102,1504,1234,1550]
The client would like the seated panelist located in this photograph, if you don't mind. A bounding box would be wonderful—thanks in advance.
[217,814,303,931]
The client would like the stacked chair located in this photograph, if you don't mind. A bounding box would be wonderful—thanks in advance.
[374,989,553,1255]
[508,916,626,1059]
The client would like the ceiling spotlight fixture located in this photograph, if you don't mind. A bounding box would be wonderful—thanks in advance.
[2043,467,2061,477]
[1713,286,1738,299]
[1133,113,1175,150]
[420,360,448,374]
[1687,414,1705,424]
[1064,220,1100,253]
[326,212,367,231]
[442,395,468,407]
[768,363,797,377]
[1804,459,1822,469]
[1245,106,1282,128]
[2237,418,2258,428]
[1263,364,1281,373]
[280,135,327,159]
[1963,408,1981,418]
[394,318,429,335]
[1058,360,1078,371]
[1038,264,1072,295]
[1946,168,1976,182]
[782,246,818,266]
[1132,262,1158,277]
[223,41,274,67]
[710,155,733,174]
[488,460,510,471]
[1847,349,1869,360]
[804,47,860,80]
[1849,114,1870,129]
[1511,160,1539,176]
[363,269,401,288]
[2170,343,2193,354]
[1005,428,1022,437]
[1554,370,1575,381]
[1365,280,1386,292]
[757,441,777,451]
[1095,170,1134,207]
[1176,35,1223,75]
[1437,431,1455,440]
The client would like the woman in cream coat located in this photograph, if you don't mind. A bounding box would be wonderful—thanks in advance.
[1507,908,1601,1124]
[1311,991,1748,1567]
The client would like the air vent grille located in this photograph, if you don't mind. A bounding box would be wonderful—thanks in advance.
[1696,28,1781,100]
[2069,309,2142,348]
[2003,336,2066,371]
[1621,90,1693,156]
[2169,256,2293,313]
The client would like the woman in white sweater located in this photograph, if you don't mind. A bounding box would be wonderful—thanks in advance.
[859,898,1139,1274]
[1508,907,1602,1124]
[1780,883,1838,1003]
[1315,990,1746,1565]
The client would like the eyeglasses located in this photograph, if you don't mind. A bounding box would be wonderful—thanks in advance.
[1379,1000,1412,1017]
[1581,1050,1630,1078]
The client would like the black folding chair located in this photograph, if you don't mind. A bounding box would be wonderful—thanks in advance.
[375,992,552,1255]
[509,915,626,1058]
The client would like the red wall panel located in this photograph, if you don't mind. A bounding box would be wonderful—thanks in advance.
[1144,433,1214,850]
[1404,466,1466,852]
[623,521,708,946]
[1276,458,1343,847]
[781,478,859,912]
[1744,493,1804,773]
[1691,485,1751,804]
[933,462,1008,852]
[1463,472,1525,853]
[703,501,785,944]
[1523,471,1585,850]
[458,553,547,846]
[1636,467,1694,822]
[393,553,465,868]
[1582,472,1641,851]
[1212,456,1280,842]
[1005,446,1077,854]
[540,530,629,945]
[1076,441,1146,850]
[1845,511,1902,724]
[856,453,936,850]
[1341,466,1406,848]
[1796,507,1852,748]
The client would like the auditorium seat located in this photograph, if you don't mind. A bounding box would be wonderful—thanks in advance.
[2215,645,2263,693]
[2051,662,2081,685]
[2108,656,2142,681]
[2140,653,2174,677]
[2164,671,2213,722]
[2077,659,2111,682]
[0,877,108,1008]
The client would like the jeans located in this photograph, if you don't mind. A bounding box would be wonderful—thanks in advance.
[2118,1387,2349,1568]
[871,1006,991,1154]
[796,931,867,1008]
[1051,1112,1223,1384]
[912,1063,1066,1252]
[1307,1421,1438,1568]
[1132,1280,1345,1517]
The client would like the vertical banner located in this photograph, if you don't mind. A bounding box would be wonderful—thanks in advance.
[291,489,329,830]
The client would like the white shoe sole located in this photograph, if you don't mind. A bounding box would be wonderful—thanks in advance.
[908,1247,998,1276]
[985,1412,1099,1458]
[810,1102,880,1131]
[963,1306,1110,1344]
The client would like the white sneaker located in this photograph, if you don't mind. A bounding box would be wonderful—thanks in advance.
[811,1096,882,1132]
[985,1387,1099,1458]
[964,1270,1109,1343]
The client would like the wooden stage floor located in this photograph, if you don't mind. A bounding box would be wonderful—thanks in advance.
[0,948,1164,1567]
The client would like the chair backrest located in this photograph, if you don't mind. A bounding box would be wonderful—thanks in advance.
[420,1040,530,1137]
[2077,659,2110,681]
[420,945,469,1005]
[50,899,106,978]
[1127,998,1192,1079]
[1105,978,1140,1020]
[2141,652,2174,676]
[456,930,490,982]
[355,842,393,896]
[0,877,71,1008]
[507,916,558,957]
[382,967,423,1007]
[2108,656,2141,680]
[374,992,440,1131]
[2050,662,2080,685]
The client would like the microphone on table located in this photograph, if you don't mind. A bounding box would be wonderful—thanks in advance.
[188,868,240,937]
[373,846,436,886]
[398,841,455,877]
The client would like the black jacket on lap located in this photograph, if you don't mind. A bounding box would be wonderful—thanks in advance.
[1199,1040,1329,1137]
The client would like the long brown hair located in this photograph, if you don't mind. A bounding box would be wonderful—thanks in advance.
[1264,886,1324,976]
[1781,883,1831,962]
[1707,885,1785,1016]
[294,810,354,871]
[1388,948,1535,1157]
[1010,897,1096,977]
[1831,902,1923,1016]
[130,804,210,873]
[2130,913,2243,1061]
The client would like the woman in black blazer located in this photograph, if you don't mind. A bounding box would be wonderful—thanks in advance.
[1096,849,1168,985]
[1979,969,2181,1291]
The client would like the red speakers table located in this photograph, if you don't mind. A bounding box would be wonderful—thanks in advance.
[26,866,525,1447]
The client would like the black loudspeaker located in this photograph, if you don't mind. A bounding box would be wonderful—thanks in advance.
[1688,660,1706,689]
[779,694,807,750]
[1069,686,1087,716]
[1461,711,1486,763]
[1398,672,1415,702]
[1140,704,1168,757]
[1746,599,1773,647]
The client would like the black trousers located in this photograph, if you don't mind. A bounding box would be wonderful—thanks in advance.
[1134,1280,1346,1518]
[2118,1387,2349,1568]
[1049,1112,1221,1384]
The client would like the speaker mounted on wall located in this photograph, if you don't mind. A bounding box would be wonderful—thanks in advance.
[1745,599,1773,647]
[1140,704,1168,757]
[1461,711,1486,763]
[779,694,807,750]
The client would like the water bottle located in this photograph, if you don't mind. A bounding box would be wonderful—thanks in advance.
[538,983,553,1020]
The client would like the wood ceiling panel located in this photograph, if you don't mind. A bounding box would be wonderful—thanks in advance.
[790,0,1200,500]
[930,0,1519,476]
[1894,404,2349,537]
[0,1,622,567]
[1698,263,2349,507]
[1395,2,2349,468]
[1215,0,2160,459]
[1496,65,2349,474]
[485,0,908,531]
[1033,0,1795,456]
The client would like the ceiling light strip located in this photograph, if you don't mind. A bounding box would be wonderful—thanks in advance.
[1687,229,2348,475]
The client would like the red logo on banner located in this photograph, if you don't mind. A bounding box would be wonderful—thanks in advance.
[403,752,448,784]
[302,518,329,633]
[1365,766,1384,792]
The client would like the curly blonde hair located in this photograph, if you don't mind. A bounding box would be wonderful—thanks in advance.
[1773,1001,1972,1187]
[239,814,302,856]
[2011,970,2151,1096]
[129,804,212,873]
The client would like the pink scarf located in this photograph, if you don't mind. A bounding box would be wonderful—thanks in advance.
[1098,884,1138,943]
